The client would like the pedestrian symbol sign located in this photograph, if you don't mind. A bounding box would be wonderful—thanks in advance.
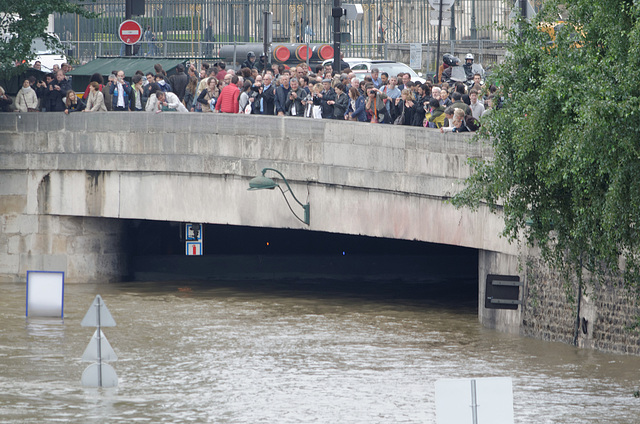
[185,223,203,256]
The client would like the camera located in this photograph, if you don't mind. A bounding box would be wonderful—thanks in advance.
[251,85,261,93]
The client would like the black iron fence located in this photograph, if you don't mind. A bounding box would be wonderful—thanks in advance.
[57,0,540,53]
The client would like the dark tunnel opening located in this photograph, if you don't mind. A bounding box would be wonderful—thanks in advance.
[124,220,479,309]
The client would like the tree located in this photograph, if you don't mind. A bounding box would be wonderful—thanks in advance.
[0,0,95,76]
[453,0,640,297]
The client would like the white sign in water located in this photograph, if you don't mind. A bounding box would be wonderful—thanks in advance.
[26,271,64,318]
[81,295,116,327]
[82,330,118,362]
[80,295,119,388]
[435,377,514,424]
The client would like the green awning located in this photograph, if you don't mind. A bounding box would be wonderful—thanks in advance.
[68,57,186,78]
[0,68,47,96]
[67,57,188,93]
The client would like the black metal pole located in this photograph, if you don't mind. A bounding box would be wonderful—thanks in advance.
[470,0,477,40]
[125,0,132,56]
[263,11,270,64]
[449,1,455,41]
[435,0,443,82]
[332,0,342,74]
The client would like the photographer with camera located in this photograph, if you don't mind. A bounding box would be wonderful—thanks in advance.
[32,77,49,111]
[247,81,262,114]
[365,84,388,123]
[109,70,132,111]
[285,77,305,117]
[44,70,71,112]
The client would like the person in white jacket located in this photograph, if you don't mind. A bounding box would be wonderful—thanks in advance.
[15,79,39,112]
[83,82,107,112]
[145,88,188,112]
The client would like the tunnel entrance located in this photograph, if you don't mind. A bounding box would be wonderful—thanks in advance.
[125,220,478,309]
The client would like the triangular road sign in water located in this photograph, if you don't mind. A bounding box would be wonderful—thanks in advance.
[82,330,118,362]
[81,363,118,388]
[81,295,116,327]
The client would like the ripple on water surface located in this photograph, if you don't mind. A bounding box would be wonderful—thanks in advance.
[0,280,639,423]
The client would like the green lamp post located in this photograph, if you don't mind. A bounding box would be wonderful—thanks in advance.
[248,168,310,225]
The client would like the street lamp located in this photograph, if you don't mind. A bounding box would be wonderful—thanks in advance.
[248,168,310,225]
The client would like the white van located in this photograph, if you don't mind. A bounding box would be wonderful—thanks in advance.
[31,37,66,72]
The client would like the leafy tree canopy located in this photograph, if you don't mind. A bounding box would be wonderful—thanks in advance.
[0,0,95,77]
[453,0,640,290]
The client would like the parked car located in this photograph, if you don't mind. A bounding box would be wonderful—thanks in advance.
[349,60,426,83]
[321,57,371,69]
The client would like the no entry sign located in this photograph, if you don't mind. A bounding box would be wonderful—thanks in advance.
[118,20,142,45]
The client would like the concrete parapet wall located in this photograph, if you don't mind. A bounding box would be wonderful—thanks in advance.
[1,112,490,182]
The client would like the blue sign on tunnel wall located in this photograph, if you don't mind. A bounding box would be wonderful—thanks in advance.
[185,224,203,256]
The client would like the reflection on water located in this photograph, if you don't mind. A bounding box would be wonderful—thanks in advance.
[1,279,639,423]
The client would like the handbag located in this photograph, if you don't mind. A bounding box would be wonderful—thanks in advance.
[370,98,378,123]
[394,105,405,125]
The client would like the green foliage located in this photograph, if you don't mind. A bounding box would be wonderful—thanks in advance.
[453,0,640,293]
[0,0,95,77]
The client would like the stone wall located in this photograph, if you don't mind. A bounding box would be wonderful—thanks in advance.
[522,255,640,355]
[0,169,129,283]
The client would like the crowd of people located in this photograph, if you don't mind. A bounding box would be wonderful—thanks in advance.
[3,53,500,132]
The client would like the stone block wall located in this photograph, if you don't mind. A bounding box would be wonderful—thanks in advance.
[0,170,129,283]
[591,286,640,354]
[522,255,640,355]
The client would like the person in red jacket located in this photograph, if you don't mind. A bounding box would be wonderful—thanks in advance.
[215,75,240,113]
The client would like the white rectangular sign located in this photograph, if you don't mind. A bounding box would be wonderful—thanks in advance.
[428,0,455,8]
[26,271,64,318]
[429,7,452,15]
[436,377,514,424]
[409,43,422,69]
[431,19,451,26]
[186,242,202,256]
[430,9,452,18]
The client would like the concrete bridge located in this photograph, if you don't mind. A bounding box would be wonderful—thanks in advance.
[0,112,521,332]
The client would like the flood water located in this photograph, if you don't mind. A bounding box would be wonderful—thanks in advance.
[1,278,639,423]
